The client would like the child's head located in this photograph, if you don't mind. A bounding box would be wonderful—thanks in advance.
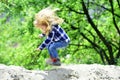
[33,7,63,35]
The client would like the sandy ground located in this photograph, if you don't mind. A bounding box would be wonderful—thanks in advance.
[0,64,120,80]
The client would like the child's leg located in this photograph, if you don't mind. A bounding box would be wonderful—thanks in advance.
[47,41,69,60]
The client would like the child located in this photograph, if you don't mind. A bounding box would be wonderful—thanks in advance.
[33,7,70,66]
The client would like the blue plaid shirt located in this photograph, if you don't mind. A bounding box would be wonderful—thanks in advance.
[39,25,70,50]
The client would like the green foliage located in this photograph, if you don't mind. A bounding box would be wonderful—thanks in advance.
[0,0,120,70]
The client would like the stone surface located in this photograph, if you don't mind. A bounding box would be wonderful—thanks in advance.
[0,64,120,80]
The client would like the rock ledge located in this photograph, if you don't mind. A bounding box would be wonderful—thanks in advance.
[0,64,120,80]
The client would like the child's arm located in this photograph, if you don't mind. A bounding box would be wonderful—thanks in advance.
[38,31,54,50]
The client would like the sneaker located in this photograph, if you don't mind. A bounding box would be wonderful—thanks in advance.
[52,59,61,66]
[45,58,53,65]
[45,58,61,66]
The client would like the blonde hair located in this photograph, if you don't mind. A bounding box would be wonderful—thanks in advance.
[33,7,64,35]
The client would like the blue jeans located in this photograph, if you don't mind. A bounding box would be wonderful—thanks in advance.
[47,41,69,58]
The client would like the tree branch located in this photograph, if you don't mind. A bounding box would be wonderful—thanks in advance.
[56,0,84,14]
[81,0,115,64]
[84,28,96,42]
[80,32,109,64]
[109,0,120,35]
[90,2,120,18]
[116,41,120,59]
[117,0,120,9]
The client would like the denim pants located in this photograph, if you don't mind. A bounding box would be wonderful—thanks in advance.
[47,41,69,59]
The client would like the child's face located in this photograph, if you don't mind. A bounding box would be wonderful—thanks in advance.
[34,20,48,33]
[40,24,47,33]
[36,23,47,33]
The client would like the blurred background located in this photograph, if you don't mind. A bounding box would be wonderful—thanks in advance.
[0,0,120,70]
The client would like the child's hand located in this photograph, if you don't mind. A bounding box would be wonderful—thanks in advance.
[35,48,41,51]
[38,34,44,38]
